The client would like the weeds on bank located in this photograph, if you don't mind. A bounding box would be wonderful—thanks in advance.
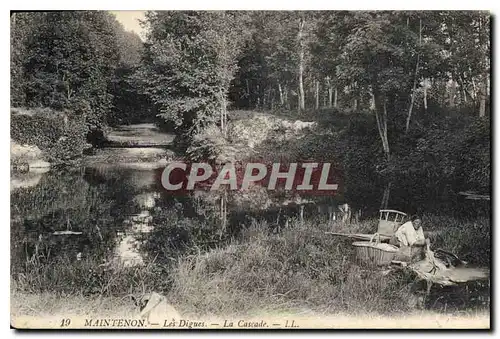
[12,214,489,316]
[166,219,415,316]
[422,215,490,266]
[13,253,171,297]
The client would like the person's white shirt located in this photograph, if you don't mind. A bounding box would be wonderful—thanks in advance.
[394,220,425,247]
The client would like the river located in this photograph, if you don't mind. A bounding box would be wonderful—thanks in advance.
[10,126,490,291]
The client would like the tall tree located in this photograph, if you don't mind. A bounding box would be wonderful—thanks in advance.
[311,12,345,109]
[337,12,423,159]
[139,11,249,135]
[11,12,40,107]
[108,22,151,125]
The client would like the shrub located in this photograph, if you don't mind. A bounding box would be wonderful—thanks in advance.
[11,107,90,164]
[423,215,490,267]
[186,125,247,163]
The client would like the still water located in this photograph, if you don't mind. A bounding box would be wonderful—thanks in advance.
[11,160,488,274]
[10,165,346,271]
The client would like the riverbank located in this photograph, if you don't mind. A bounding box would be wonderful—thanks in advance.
[10,107,176,173]
[11,215,490,324]
[10,109,490,328]
[11,107,91,168]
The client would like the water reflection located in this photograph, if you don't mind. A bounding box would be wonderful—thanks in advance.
[10,164,489,278]
[11,168,141,274]
[11,167,348,273]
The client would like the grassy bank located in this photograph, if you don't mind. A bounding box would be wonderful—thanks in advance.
[165,217,489,317]
[12,215,489,319]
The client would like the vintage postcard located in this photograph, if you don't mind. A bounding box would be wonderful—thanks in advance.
[10,10,491,329]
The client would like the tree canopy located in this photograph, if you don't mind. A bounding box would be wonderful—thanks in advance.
[10,11,145,129]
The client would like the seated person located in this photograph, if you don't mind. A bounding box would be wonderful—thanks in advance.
[390,215,426,261]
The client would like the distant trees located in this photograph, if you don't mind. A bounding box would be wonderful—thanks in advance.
[108,22,151,125]
[230,11,490,117]
[10,11,144,130]
[233,11,490,159]
[436,12,490,117]
[234,11,317,112]
[11,12,38,107]
[11,10,490,142]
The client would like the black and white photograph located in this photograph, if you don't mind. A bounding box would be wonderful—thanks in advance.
[9,10,491,329]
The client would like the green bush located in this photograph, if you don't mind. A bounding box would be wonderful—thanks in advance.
[11,107,90,164]
[186,125,248,163]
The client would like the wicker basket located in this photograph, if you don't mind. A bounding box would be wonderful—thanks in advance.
[352,233,399,266]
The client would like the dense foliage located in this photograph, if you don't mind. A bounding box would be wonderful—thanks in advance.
[11,11,490,170]
[138,11,250,136]
[138,11,489,181]
[10,11,148,144]
[11,108,88,163]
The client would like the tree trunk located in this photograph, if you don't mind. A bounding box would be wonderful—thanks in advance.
[406,54,420,133]
[315,80,320,110]
[297,87,301,113]
[298,18,306,112]
[423,83,428,110]
[478,16,488,118]
[406,18,422,133]
[256,84,261,110]
[298,60,305,111]
[328,86,333,108]
[245,79,250,106]
[487,76,490,96]
[449,80,456,108]
[278,82,284,106]
[219,89,228,137]
[461,81,467,105]
[369,88,375,110]
[284,84,289,109]
[382,101,389,157]
[479,78,487,117]
[472,78,478,101]
[220,109,224,135]
[352,82,358,111]
[334,88,338,108]
[374,91,390,160]
[326,77,332,108]
[380,182,392,210]
[460,75,475,106]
